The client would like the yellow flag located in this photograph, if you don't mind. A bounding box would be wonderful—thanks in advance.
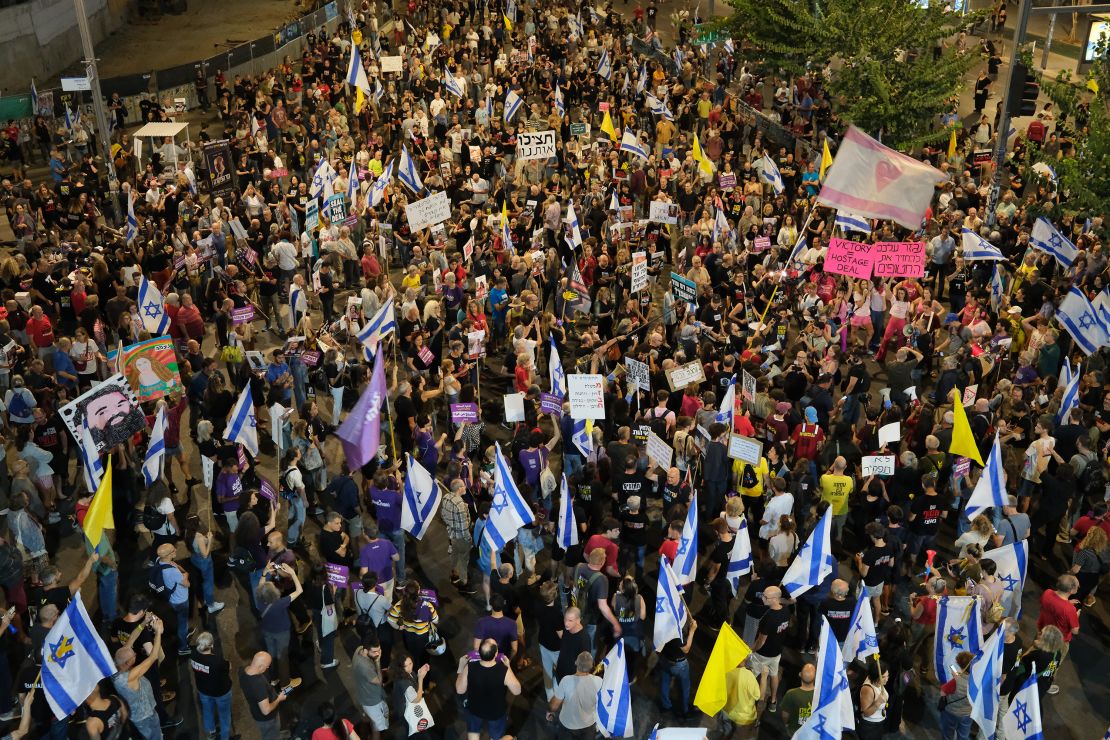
[503,12,512,31]
[947,128,957,159]
[948,389,984,466]
[692,132,714,176]
[820,138,834,180]
[354,87,365,115]
[693,622,751,717]
[600,110,617,142]
[83,456,114,549]
[501,200,509,228]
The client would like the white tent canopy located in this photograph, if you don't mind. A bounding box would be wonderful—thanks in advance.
[132,121,192,175]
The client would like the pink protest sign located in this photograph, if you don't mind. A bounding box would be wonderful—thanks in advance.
[872,241,926,278]
[824,238,875,279]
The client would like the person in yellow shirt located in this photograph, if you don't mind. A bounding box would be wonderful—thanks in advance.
[723,656,761,736]
[819,455,854,541]
[735,455,771,532]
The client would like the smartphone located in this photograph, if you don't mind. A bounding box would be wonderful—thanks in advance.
[281,685,294,696]
[949,664,960,676]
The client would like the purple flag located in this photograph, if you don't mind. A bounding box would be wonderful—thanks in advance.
[337,347,386,470]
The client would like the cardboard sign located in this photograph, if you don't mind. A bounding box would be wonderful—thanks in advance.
[625,358,650,392]
[517,130,557,161]
[825,238,876,279]
[325,563,350,589]
[646,431,674,470]
[862,455,895,477]
[567,374,606,419]
[962,384,978,407]
[540,392,563,415]
[670,272,698,302]
[741,370,756,402]
[570,122,590,137]
[504,393,526,422]
[666,361,706,390]
[631,251,649,294]
[450,403,480,423]
[305,198,320,231]
[728,434,764,464]
[380,55,403,72]
[872,241,926,278]
[648,200,679,224]
[877,422,901,448]
[405,190,452,231]
[231,306,255,325]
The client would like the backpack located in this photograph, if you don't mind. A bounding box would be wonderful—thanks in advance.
[7,389,29,419]
[147,563,177,596]
[741,463,759,490]
[227,546,257,573]
[570,569,603,618]
[355,591,383,636]
[648,407,671,440]
[142,507,167,532]
[1078,457,1107,502]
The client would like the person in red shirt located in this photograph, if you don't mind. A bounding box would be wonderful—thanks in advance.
[25,305,55,361]
[790,407,826,461]
[659,519,682,565]
[583,519,620,579]
[1070,503,1110,549]
[1037,574,1081,648]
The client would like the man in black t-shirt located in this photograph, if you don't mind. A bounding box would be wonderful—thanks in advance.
[240,651,287,737]
[857,521,896,618]
[191,631,234,739]
[749,586,791,711]
[819,579,856,644]
[907,475,947,567]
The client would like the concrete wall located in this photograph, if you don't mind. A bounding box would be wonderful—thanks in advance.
[0,0,130,94]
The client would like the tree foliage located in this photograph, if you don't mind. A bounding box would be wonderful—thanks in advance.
[721,0,980,149]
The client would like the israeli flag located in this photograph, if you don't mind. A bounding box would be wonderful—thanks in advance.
[597,640,634,737]
[835,210,872,235]
[1095,288,1110,335]
[64,106,75,132]
[444,68,464,98]
[402,453,441,540]
[796,616,855,739]
[504,89,524,122]
[346,45,372,93]
[309,158,338,198]
[565,203,583,250]
[1030,216,1078,267]
[572,418,593,457]
[759,154,784,195]
[347,165,361,210]
[990,265,1005,313]
[660,98,674,122]
[622,69,631,96]
[125,192,138,245]
[608,189,620,212]
[653,561,688,651]
[357,299,397,349]
[724,38,735,54]
[554,84,565,118]
[1001,666,1043,740]
[619,130,649,160]
[1059,356,1073,390]
[645,93,665,115]
[962,227,1006,261]
[30,78,38,112]
[485,442,535,550]
[501,212,514,251]
[289,286,307,327]
[982,540,1029,619]
[934,595,982,683]
[726,514,753,594]
[77,420,104,494]
[548,335,567,396]
[484,94,494,121]
[964,432,1006,521]
[137,276,170,335]
[597,49,612,80]
[843,594,880,663]
[716,376,736,425]
[1056,359,1081,425]
[1056,286,1107,355]
[225,384,258,457]
[373,75,384,104]
[370,30,382,58]
[635,61,647,97]
[781,507,836,598]
[142,405,167,486]
[672,491,698,585]
[969,627,1006,740]
[556,474,578,549]
[398,145,423,194]
[369,160,393,208]
[712,205,731,245]
[40,592,116,719]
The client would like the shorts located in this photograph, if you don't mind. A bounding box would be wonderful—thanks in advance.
[165,445,182,458]
[362,701,389,731]
[865,582,884,599]
[465,711,507,738]
[747,651,781,678]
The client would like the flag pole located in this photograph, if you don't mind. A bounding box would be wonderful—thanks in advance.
[747,202,819,348]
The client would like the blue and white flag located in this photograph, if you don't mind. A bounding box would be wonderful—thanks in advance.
[982,540,1028,619]
[619,130,649,161]
[504,89,524,122]
[1001,666,1043,740]
[723,38,735,54]
[137,276,170,335]
[346,45,372,93]
[672,491,698,585]
[77,420,104,495]
[572,418,593,457]
[565,203,583,250]
[782,507,836,598]
[712,204,731,245]
[347,165,361,209]
[357,299,397,350]
[485,442,535,550]
[843,593,879,663]
[444,68,464,98]
[622,69,631,96]
[726,514,752,594]
[962,227,1006,261]
[635,61,647,97]
[969,625,1005,740]
[402,453,441,540]
[398,145,423,193]
[597,639,634,737]
[370,30,382,59]
[125,192,138,245]
[30,78,38,112]
[41,592,115,719]
[142,405,167,486]
[759,154,784,195]
[1030,216,1078,267]
[1057,359,1081,425]
[964,432,1005,521]
[835,210,872,235]
[554,84,566,118]
[597,49,612,80]
[484,94,495,121]
[1095,288,1110,335]
[548,335,567,396]
[556,474,578,549]
[796,616,854,739]
[1059,356,1073,390]
[645,93,665,115]
[934,595,982,683]
[289,285,307,327]
[501,210,514,251]
[310,158,338,198]
[653,561,688,651]
[225,384,258,457]
[716,377,736,426]
[608,189,620,212]
[369,160,393,208]
[990,265,1005,313]
[1056,286,1107,355]
[64,106,75,132]
[373,75,384,104]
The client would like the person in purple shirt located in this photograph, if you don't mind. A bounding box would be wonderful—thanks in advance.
[359,522,400,601]
[369,469,406,576]
[518,431,550,490]
[215,458,245,531]
[412,414,447,473]
[472,593,519,663]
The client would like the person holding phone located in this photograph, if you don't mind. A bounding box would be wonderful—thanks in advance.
[240,651,290,740]
[938,651,974,739]
[111,616,165,740]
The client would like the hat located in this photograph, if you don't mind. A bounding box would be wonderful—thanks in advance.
[776,401,791,414]
[945,312,960,324]
[626,496,641,511]
[805,406,818,423]
[1007,306,1022,315]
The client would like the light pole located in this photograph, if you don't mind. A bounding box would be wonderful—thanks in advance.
[72,0,123,225]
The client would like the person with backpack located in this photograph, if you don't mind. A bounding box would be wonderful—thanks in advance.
[143,482,178,553]
[149,542,192,656]
[569,547,622,650]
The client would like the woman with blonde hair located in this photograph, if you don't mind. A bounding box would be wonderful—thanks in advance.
[1070,526,1108,606]
[954,514,995,558]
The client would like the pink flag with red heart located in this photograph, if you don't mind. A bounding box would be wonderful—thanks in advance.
[817,126,946,230]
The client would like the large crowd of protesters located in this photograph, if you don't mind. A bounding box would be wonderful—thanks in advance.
[0,0,1107,738]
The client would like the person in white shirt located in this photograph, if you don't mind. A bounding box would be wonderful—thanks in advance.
[760,478,795,541]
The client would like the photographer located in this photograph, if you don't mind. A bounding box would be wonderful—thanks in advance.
[256,561,304,689]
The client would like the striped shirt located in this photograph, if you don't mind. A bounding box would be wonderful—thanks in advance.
[441,492,472,540]
[387,599,439,635]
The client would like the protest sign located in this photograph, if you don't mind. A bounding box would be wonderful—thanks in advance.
[646,431,674,470]
[648,201,679,224]
[753,236,772,252]
[878,422,901,448]
[517,130,557,161]
[450,403,480,423]
[666,360,706,390]
[631,252,649,293]
[325,563,350,589]
[106,337,186,404]
[962,384,978,406]
[504,393,526,422]
[741,370,756,402]
[862,455,895,476]
[58,373,147,452]
[405,190,452,231]
[325,193,347,223]
[625,358,650,392]
[570,122,590,137]
[670,272,697,302]
[718,173,737,190]
[872,241,926,278]
[825,238,876,279]
[305,198,320,231]
[728,435,764,464]
[540,392,563,415]
[380,55,403,72]
[567,374,606,419]
[467,329,487,358]
[231,306,255,325]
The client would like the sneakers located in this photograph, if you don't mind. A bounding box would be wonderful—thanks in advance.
[208,601,226,614]
[1047,685,1060,695]
[0,706,22,722]
[321,660,339,669]
[161,716,184,728]
[458,584,477,595]
[767,700,778,713]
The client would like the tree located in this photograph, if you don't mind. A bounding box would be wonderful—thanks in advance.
[720,0,980,149]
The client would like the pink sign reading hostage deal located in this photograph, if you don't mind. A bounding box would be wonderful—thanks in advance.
[872,241,926,278]
[824,238,875,279]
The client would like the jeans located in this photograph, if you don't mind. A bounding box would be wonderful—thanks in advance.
[287,495,307,545]
[256,716,281,740]
[940,710,972,740]
[172,600,190,649]
[563,453,584,481]
[870,310,886,347]
[249,568,264,609]
[386,529,406,579]
[190,552,217,607]
[132,713,164,740]
[263,629,291,685]
[330,385,344,424]
[98,567,118,624]
[540,645,559,700]
[199,690,232,740]
[659,658,691,713]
